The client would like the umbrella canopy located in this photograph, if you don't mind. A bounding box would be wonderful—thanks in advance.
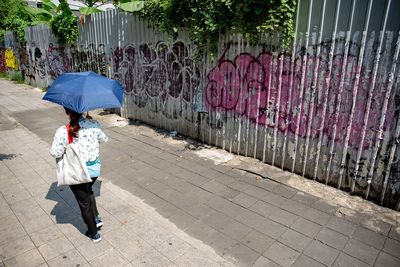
[43,71,124,113]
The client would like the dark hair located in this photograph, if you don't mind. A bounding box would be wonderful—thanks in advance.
[64,108,82,138]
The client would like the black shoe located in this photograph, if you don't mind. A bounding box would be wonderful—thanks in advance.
[85,231,101,243]
[96,217,103,229]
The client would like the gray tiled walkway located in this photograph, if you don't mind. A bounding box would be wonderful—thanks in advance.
[0,79,399,266]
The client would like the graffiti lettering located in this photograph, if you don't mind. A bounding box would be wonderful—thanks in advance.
[205,46,395,149]
[5,49,18,70]
[0,48,6,72]
[113,41,200,108]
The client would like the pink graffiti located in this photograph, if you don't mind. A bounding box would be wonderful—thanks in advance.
[205,52,395,149]
[0,48,6,73]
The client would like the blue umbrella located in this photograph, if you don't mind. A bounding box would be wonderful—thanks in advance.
[43,71,124,113]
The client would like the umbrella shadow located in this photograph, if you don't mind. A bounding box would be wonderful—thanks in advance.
[46,180,102,234]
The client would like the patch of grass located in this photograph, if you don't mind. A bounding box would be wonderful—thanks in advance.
[10,72,25,84]
[0,72,8,79]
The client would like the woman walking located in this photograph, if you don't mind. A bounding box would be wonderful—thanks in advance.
[50,108,108,242]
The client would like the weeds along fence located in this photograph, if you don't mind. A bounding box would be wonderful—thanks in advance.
[2,0,400,209]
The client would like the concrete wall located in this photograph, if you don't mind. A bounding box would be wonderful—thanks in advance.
[2,0,400,209]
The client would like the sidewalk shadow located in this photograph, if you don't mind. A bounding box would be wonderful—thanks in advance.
[0,153,18,161]
[46,180,102,234]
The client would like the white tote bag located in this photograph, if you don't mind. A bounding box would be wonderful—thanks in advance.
[56,142,92,186]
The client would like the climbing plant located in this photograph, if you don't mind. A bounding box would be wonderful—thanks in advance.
[122,0,297,55]
[51,0,78,44]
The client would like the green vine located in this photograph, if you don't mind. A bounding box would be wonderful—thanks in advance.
[51,0,78,44]
[137,0,297,55]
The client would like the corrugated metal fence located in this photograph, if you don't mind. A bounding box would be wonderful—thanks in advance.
[3,0,400,209]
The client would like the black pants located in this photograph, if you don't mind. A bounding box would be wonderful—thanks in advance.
[69,177,99,235]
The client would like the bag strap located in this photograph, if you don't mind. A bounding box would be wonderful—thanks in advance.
[66,124,73,144]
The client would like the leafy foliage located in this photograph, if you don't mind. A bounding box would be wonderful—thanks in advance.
[25,0,57,26]
[1,0,35,42]
[133,0,297,55]
[51,0,78,44]
[78,0,111,15]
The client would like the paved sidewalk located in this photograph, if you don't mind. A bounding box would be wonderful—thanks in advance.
[0,79,399,266]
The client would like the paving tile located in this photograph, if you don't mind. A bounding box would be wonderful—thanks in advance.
[184,203,214,219]
[311,200,339,215]
[352,226,385,250]
[174,247,228,267]
[0,205,13,219]
[201,211,234,231]
[89,248,129,267]
[0,235,35,261]
[104,227,151,261]
[231,193,258,208]
[272,184,297,198]
[383,237,400,259]
[291,192,319,206]
[269,209,299,227]
[20,214,55,234]
[217,201,248,219]
[219,220,253,241]
[1,184,32,204]
[344,238,379,265]
[0,221,26,245]
[235,210,266,229]
[227,181,251,192]
[249,200,279,218]
[47,248,88,267]
[304,240,340,266]
[131,247,174,266]
[76,238,113,262]
[279,199,309,216]
[291,217,322,238]
[253,217,288,239]
[29,224,66,247]
[239,230,274,254]
[155,236,192,262]
[226,243,260,266]
[316,227,349,250]
[156,203,185,219]
[252,256,280,267]
[301,208,332,225]
[38,236,75,261]
[244,185,269,200]
[263,242,300,267]
[168,211,197,230]
[205,195,231,211]
[375,251,400,267]
[201,230,237,253]
[3,248,45,267]
[139,225,175,247]
[333,252,370,267]
[326,216,356,236]
[360,216,392,236]
[123,215,157,235]
[278,229,312,252]
[260,192,288,206]
[388,226,400,242]
[335,207,365,224]
[292,255,325,267]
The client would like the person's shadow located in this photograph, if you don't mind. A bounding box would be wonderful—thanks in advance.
[46,180,102,234]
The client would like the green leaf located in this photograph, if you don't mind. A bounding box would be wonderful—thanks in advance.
[42,0,57,10]
[79,7,102,15]
[31,20,50,26]
[25,6,53,16]
[255,7,263,15]
[119,1,145,12]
